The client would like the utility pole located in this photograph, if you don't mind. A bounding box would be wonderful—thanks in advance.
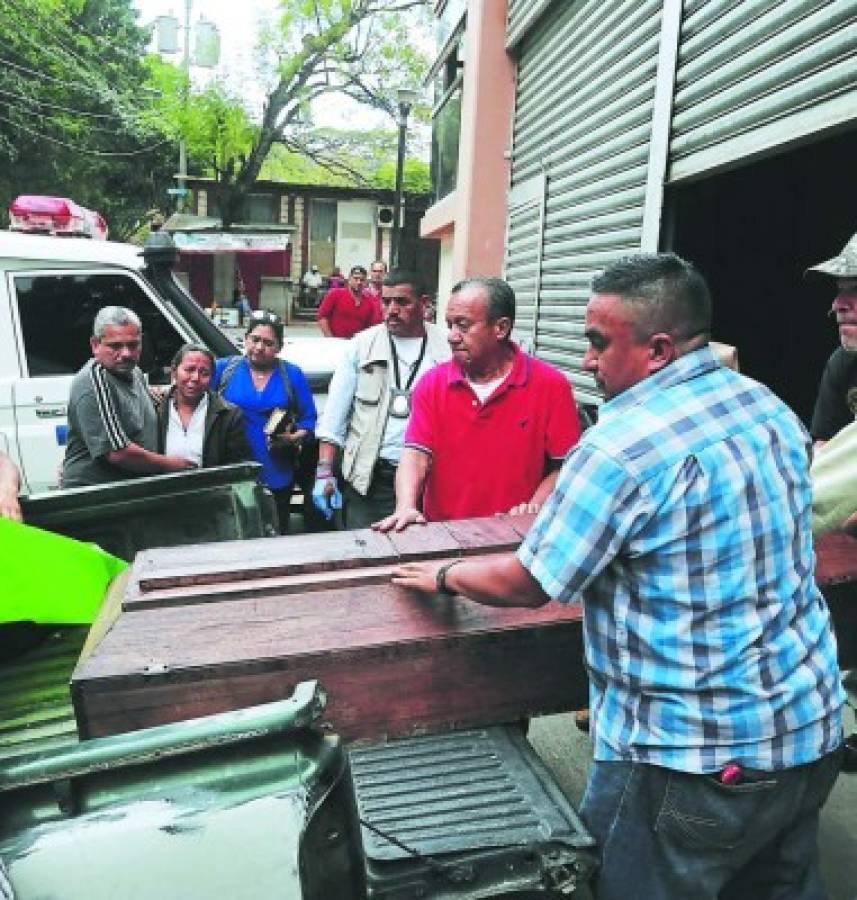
[154,2,219,213]
[177,0,192,214]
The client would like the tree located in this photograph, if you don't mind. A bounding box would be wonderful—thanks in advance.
[260,127,430,194]
[0,0,175,237]
[193,0,431,228]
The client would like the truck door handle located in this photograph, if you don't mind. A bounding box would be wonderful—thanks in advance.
[35,406,67,419]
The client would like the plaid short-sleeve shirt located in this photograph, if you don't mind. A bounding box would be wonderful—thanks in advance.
[518,347,844,773]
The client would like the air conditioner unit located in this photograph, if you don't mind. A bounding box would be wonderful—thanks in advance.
[377,205,395,228]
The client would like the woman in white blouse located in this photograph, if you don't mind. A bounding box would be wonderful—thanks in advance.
[157,344,252,467]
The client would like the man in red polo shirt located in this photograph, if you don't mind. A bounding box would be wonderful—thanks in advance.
[317,265,382,338]
[374,277,580,529]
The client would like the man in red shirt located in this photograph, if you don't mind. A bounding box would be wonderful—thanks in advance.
[317,265,382,338]
[374,277,581,529]
[364,260,387,307]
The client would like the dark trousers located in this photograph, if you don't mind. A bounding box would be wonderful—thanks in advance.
[343,460,397,529]
[271,486,293,535]
[580,748,843,900]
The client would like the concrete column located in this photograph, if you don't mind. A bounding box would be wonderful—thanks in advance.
[451,0,515,281]
[291,197,305,283]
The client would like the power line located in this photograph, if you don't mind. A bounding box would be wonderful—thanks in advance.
[0,86,143,123]
[0,96,151,137]
[0,54,115,97]
[0,111,170,157]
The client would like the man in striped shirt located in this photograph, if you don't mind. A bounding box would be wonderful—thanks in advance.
[63,307,196,487]
[393,254,845,900]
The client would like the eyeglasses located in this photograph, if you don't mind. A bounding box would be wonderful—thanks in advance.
[102,340,141,352]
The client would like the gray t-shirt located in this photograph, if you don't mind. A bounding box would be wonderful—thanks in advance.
[63,359,157,487]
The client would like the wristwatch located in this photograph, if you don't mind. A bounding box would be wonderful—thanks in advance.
[436,559,463,596]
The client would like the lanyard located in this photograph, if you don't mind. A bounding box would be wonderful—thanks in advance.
[389,333,428,391]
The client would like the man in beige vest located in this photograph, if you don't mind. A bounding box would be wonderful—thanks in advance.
[313,268,450,528]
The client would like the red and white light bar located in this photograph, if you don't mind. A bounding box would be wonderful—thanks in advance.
[9,195,108,240]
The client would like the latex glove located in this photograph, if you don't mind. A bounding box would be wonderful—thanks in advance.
[312,476,342,521]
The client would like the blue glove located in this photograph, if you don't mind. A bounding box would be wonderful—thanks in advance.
[312,476,342,521]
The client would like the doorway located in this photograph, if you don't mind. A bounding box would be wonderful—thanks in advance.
[666,127,857,427]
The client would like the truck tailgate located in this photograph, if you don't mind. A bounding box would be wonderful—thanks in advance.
[350,725,597,897]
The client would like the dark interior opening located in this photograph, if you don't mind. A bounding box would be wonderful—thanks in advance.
[665,126,857,427]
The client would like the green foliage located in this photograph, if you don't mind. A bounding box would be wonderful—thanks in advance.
[0,0,175,237]
[213,0,432,226]
[184,84,258,179]
[372,158,431,194]
[0,0,432,234]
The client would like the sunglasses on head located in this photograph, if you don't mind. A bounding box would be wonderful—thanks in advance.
[249,310,281,326]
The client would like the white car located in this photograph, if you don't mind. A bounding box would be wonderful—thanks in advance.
[0,230,344,493]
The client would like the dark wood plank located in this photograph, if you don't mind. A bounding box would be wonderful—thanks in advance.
[815,532,857,670]
[505,513,537,539]
[73,619,587,743]
[441,516,522,553]
[124,518,525,611]
[385,522,462,558]
[815,532,857,586]
[128,528,399,596]
[126,564,401,610]
[73,574,586,741]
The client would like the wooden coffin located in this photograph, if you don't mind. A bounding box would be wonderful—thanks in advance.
[72,517,588,742]
[815,531,857,670]
[71,523,857,743]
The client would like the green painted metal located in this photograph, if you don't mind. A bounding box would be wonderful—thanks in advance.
[20,463,277,561]
[0,678,364,900]
[0,681,327,792]
[0,628,86,768]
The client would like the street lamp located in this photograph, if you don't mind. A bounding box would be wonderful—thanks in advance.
[391,88,419,267]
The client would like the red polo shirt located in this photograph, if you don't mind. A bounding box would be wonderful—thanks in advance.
[317,287,382,338]
[404,346,581,521]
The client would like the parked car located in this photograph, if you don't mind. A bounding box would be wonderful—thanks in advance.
[0,230,344,494]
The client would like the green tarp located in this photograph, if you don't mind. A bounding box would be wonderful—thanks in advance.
[0,519,126,625]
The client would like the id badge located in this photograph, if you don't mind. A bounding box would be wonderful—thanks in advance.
[389,388,411,419]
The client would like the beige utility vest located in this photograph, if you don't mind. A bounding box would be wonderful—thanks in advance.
[342,322,451,495]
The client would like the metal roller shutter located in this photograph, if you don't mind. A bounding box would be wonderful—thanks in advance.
[504,0,662,406]
[670,0,857,183]
[506,174,546,349]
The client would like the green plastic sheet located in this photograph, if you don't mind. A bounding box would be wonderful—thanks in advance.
[0,519,127,625]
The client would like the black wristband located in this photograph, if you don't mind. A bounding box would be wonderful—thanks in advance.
[436,559,463,596]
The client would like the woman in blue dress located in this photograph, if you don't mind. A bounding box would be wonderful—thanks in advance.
[211,311,316,534]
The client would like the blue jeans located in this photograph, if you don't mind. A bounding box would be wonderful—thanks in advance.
[581,749,843,900]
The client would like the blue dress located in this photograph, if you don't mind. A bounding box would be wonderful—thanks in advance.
[211,357,317,491]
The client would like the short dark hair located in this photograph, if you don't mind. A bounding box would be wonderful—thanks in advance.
[244,309,284,346]
[383,267,426,298]
[450,277,516,327]
[171,343,215,371]
[349,265,367,277]
[591,253,712,342]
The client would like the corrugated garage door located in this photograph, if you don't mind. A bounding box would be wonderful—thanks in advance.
[504,173,546,351]
[670,0,857,182]
[504,0,662,405]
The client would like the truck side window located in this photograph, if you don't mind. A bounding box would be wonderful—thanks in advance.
[13,272,186,384]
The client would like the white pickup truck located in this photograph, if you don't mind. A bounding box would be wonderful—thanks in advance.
[0,230,342,494]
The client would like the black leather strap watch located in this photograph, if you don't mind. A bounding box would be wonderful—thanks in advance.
[436,559,464,596]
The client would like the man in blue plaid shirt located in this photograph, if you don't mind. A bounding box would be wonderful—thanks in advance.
[393,254,845,900]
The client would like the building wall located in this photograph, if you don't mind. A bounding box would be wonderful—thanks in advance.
[421,0,516,285]
[424,0,857,420]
